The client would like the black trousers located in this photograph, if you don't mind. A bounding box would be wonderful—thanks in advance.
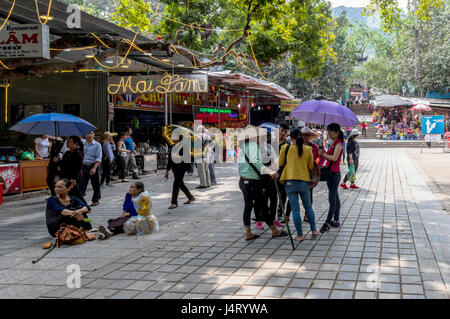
[100,160,112,185]
[277,180,292,218]
[78,164,101,203]
[116,155,127,179]
[239,178,273,227]
[262,177,277,223]
[171,167,194,205]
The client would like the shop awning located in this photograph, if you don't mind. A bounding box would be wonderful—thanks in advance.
[206,71,294,101]
[374,95,413,108]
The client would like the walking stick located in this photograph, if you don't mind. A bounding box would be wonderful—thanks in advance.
[32,242,57,264]
[273,180,296,251]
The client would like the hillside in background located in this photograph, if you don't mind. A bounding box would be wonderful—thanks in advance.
[332,6,381,29]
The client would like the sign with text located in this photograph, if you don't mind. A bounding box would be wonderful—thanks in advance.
[0,24,50,59]
[108,73,208,95]
[422,115,445,135]
[193,106,246,128]
[424,134,442,142]
[280,99,300,112]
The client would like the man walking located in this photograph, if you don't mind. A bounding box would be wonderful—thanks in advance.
[124,127,140,180]
[79,131,102,206]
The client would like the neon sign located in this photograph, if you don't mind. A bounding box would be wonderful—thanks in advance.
[107,73,208,95]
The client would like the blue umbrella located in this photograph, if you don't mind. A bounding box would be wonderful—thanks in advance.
[9,113,96,137]
[291,100,359,127]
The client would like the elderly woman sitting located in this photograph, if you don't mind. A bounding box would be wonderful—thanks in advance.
[46,179,94,238]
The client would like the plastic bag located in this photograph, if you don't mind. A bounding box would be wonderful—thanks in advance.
[346,164,356,183]
[123,191,159,236]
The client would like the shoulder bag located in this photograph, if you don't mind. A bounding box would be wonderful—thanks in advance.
[55,224,89,247]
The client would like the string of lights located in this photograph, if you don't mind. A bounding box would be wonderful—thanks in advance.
[92,32,137,69]
[34,0,53,25]
[0,0,16,31]
[247,35,268,81]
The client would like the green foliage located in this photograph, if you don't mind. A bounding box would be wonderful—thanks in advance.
[362,0,444,33]
[110,0,336,79]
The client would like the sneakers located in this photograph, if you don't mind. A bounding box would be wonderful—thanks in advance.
[98,225,112,239]
[350,184,360,189]
[330,220,341,228]
[273,220,283,227]
[340,183,349,190]
[256,222,264,230]
[320,222,331,233]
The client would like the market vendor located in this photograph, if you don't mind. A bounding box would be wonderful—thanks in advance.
[34,135,51,159]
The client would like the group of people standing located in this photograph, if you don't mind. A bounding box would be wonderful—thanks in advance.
[45,127,141,207]
[238,121,361,243]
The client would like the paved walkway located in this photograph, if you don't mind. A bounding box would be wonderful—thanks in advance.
[0,148,448,299]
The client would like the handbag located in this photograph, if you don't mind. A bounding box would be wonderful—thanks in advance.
[310,161,320,188]
[55,224,89,247]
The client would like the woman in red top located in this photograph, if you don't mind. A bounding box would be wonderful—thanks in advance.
[318,123,344,233]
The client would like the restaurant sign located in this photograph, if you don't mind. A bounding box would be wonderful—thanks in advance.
[108,74,208,95]
[0,24,50,59]
[280,99,300,112]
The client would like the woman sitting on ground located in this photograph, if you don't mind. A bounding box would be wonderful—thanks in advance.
[46,179,94,238]
[97,181,146,239]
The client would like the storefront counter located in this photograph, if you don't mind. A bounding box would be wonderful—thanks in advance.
[20,159,49,193]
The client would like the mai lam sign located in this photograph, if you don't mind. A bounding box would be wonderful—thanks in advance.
[108,74,208,95]
[0,24,50,59]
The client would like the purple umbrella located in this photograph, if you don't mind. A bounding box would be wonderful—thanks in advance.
[291,100,360,127]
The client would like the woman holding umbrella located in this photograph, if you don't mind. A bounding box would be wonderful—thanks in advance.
[318,123,344,233]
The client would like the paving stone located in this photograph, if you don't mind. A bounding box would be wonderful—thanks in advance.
[282,288,307,299]
[305,289,331,299]
[330,290,353,299]
[109,290,140,299]
[235,286,263,296]
[258,286,286,298]
[354,291,377,299]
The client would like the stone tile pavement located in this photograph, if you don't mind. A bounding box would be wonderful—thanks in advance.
[0,148,448,299]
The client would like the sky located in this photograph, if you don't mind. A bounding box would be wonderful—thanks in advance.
[329,0,409,9]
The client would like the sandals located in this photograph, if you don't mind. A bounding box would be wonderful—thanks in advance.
[272,230,288,238]
[245,234,260,241]
[295,235,305,243]
[184,198,195,205]
[312,231,319,238]
[168,204,178,209]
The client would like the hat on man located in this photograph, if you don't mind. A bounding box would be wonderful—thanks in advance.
[301,126,317,137]
[350,128,360,137]
[102,131,118,142]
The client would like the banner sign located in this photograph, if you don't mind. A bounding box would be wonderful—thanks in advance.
[0,24,50,59]
[193,106,247,128]
[280,99,300,112]
[422,115,445,135]
[108,74,208,95]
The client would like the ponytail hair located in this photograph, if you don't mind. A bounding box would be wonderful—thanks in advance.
[290,128,304,157]
[327,123,344,142]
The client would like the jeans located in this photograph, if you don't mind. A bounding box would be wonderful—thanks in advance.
[171,167,194,205]
[208,163,217,184]
[285,180,316,236]
[126,153,139,178]
[239,178,273,227]
[197,162,211,187]
[78,163,101,203]
[326,172,341,223]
